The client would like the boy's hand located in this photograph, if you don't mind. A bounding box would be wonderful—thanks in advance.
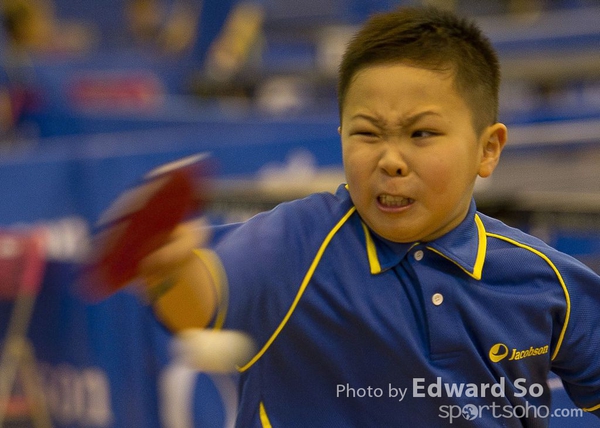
[137,219,208,292]
[138,219,219,330]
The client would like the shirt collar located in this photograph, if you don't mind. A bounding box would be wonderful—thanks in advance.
[361,200,487,280]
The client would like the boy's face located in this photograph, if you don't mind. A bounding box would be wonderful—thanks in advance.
[340,63,506,243]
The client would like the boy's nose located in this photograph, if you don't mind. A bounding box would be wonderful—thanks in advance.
[379,148,408,177]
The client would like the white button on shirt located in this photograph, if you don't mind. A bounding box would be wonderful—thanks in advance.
[432,293,444,306]
[414,250,424,261]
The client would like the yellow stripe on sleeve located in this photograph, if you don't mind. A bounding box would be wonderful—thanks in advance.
[238,207,356,372]
[193,248,229,330]
[486,233,571,361]
[259,401,273,427]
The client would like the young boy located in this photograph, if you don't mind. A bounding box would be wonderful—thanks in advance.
[139,6,600,427]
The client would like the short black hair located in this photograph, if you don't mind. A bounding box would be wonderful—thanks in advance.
[338,6,500,133]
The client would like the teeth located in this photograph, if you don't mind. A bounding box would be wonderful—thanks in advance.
[379,194,413,207]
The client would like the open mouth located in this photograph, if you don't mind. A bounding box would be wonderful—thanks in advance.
[378,194,414,208]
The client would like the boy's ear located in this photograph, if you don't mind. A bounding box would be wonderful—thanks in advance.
[478,123,507,178]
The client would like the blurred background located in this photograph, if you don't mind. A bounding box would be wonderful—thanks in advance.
[0,0,598,426]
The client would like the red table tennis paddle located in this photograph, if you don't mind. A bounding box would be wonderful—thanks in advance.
[80,153,213,301]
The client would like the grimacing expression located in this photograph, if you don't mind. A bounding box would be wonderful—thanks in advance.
[340,63,506,243]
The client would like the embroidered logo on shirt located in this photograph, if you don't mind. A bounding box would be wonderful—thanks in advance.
[489,343,549,363]
[489,343,509,362]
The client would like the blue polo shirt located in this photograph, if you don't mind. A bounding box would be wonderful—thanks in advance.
[210,184,600,427]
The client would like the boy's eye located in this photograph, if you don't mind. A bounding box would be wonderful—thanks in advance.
[352,130,378,138]
[411,130,437,138]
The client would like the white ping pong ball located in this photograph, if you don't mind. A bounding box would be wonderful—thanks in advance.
[173,329,257,373]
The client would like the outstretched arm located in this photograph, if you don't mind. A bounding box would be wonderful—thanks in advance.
[138,221,218,331]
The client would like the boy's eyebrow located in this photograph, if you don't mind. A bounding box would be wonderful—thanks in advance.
[349,110,443,127]
[400,110,443,127]
[349,113,386,127]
